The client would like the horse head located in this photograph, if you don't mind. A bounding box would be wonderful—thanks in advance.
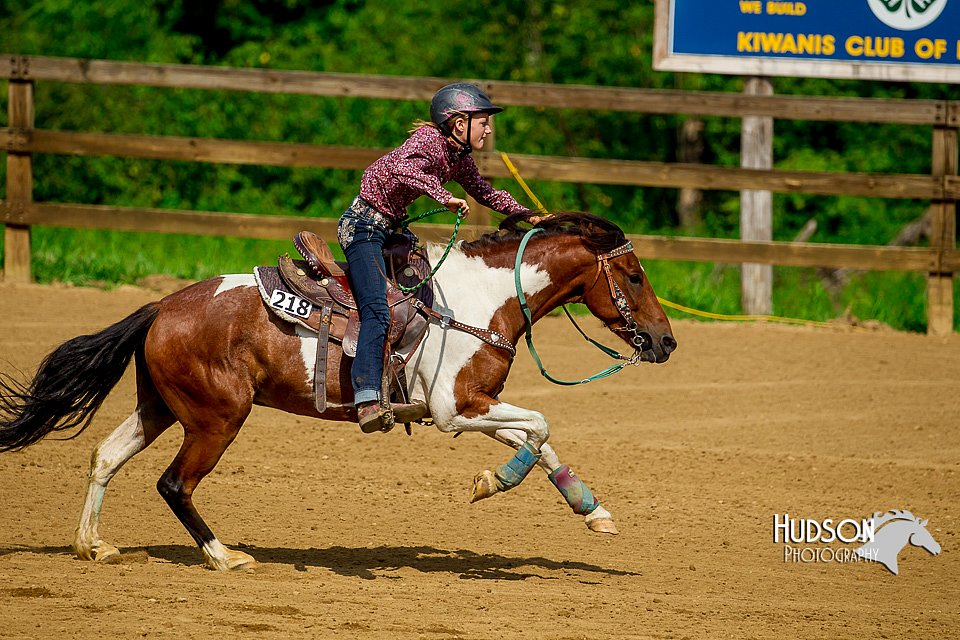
[459,211,677,366]
[580,236,676,363]
[516,212,676,364]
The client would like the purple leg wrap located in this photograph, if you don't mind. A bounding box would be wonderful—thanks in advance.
[548,465,600,515]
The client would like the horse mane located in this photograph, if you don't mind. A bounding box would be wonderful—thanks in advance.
[459,211,627,257]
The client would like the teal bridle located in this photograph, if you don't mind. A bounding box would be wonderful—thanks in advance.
[514,227,644,386]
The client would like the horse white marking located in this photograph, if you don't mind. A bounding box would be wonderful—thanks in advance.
[74,409,146,561]
[293,325,350,408]
[447,401,551,446]
[214,274,256,297]
[294,324,318,386]
[201,538,256,571]
[488,427,562,470]
[396,243,619,530]
[405,245,550,429]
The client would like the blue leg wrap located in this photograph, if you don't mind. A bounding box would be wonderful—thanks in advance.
[494,441,541,491]
[548,465,600,515]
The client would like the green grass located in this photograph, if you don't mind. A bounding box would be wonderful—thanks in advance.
[26,227,309,286]
[642,260,936,333]
[1,225,956,334]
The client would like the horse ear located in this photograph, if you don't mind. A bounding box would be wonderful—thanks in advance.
[921,519,928,527]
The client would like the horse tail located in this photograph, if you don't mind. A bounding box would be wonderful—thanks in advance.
[0,303,160,453]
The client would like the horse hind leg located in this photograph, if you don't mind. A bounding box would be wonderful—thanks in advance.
[157,414,254,571]
[73,397,176,562]
[480,428,619,535]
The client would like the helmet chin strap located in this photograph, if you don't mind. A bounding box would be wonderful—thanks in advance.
[447,115,473,157]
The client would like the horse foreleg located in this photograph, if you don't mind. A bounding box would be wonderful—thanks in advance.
[74,399,176,561]
[438,401,550,503]
[481,428,619,535]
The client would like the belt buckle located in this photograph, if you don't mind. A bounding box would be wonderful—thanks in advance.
[349,197,363,216]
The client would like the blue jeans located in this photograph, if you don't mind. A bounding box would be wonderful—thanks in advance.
[338,197,396,405]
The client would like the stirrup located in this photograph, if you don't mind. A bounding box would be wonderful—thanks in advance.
[391,400,428,424]
[357,400,427,434]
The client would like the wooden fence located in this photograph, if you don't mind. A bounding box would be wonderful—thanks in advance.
[2,55,958,333]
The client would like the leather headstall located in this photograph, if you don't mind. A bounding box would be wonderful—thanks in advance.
[595,241,649,352]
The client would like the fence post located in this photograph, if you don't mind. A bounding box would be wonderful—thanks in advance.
[4,69,34,283]
[928,121,958,336]
[740,77,773,315]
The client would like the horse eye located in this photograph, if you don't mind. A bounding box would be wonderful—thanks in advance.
[627,273,643,285]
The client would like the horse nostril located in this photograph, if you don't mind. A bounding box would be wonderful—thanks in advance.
[661,335,678,353]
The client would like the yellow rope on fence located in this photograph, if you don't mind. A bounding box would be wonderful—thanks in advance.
[655,297,835,327]
[498,151,838,330]
[499,152,547,213]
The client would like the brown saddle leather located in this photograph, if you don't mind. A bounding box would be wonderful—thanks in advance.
[294,230,345,277]
[278,255,422,351]
[295,229,420,279]
[261,256,429,419]
[281,229,433,357]
[257,230,512,418]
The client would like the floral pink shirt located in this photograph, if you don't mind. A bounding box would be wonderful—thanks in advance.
[359,126,528,220]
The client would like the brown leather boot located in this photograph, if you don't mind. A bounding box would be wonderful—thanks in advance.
[357,401,392,433]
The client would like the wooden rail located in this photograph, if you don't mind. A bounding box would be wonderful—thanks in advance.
[6,55,953,125]
[2,200,956,273]
[2,54,958,333]
[4,128,953,200]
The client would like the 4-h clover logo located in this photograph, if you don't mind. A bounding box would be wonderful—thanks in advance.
[867,0,948,30]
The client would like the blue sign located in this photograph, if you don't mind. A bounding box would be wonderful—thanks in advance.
[662,0,960,79]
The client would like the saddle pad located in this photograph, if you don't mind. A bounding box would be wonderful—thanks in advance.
[254,266,357,355]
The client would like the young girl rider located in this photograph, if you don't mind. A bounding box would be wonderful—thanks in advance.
[338,82,530,434]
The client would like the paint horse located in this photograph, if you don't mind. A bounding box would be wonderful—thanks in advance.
[854,510,941,575]
[0,212,676,571]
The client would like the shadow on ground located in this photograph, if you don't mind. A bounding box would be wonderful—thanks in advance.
[0,543,639,581]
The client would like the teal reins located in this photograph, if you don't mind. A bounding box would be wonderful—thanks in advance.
[396,206,466,293]
[514,227,640,386]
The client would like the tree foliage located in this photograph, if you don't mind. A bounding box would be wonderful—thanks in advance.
[0,1,955,330]
[2,0,950,235]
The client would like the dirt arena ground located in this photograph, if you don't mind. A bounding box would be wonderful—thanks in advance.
[0,280,957,639]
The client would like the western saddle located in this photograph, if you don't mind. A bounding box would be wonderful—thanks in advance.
[265,230,516,431]
[273,231,428,426]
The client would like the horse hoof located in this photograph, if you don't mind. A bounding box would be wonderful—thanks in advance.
[470,470,499,503]
[94,543,122,561]
[205,548,257,572]
[74,540,121,562]
[587,517,620,535]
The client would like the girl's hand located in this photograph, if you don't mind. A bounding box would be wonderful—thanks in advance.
[528,213,549,225]
[446,197,469,216]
